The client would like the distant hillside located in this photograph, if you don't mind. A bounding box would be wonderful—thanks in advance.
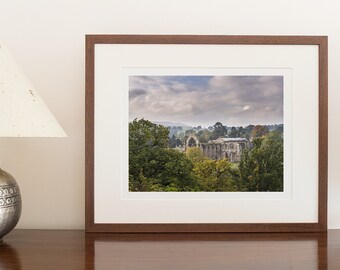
[152,121,191,128]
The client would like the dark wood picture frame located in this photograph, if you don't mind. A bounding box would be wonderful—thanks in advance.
[85,35,328,233]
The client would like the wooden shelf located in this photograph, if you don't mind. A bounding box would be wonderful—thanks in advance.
[1,229,339,269]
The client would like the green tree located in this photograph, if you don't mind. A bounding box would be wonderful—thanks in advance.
[129,118,169,149]
[144,148,196,191]
[244,125,254,138]
[197,129,212,143]
[129,119,197,192]
[169,134,179,148]
[177,131,185,140]
[238,126,245,137]
[238,131,283,191]
[185,128,195,136]
[186,147,204,163]
[210,122,228,140]
[276,124,283,134]
[193,159,237,191]
[251,125,269,138]
[229,126,239,138]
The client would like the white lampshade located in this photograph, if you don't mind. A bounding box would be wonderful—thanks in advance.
[0,42,66,137]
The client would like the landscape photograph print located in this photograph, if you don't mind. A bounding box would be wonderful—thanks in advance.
[129,75,284,192]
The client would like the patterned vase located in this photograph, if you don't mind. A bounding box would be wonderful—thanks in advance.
[0,168,22,243]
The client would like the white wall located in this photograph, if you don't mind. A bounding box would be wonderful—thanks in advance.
[0,0,339,229]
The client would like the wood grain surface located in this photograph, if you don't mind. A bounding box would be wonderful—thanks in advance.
[1,229,340,269]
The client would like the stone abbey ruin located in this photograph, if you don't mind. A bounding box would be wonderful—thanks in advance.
[185,133,249,162]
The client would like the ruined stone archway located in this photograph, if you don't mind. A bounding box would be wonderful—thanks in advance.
[186,133,200,149]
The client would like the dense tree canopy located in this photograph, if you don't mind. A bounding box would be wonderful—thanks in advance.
[197,129,212,143]
[210,122,228,140]
[193,159,237,191]
[238,131,283,191]
[251,125,269,138]
[186,147,204,163]
[129,119,284,192]
[229,126,239,138]
[129,119,197,191]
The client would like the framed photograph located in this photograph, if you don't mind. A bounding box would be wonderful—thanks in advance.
[85,35,327,233]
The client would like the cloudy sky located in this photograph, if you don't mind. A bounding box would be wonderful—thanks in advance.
[129,75,283,127]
